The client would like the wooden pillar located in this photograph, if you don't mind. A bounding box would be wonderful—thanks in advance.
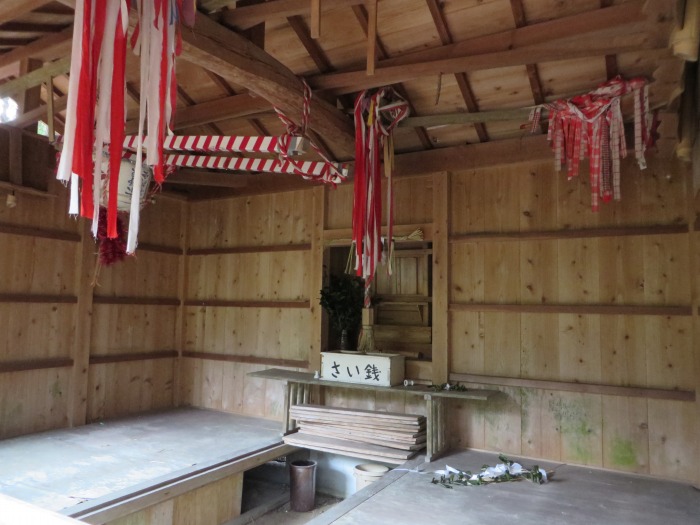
[174,201,189,407]
[432,171,450,384]
[309,185,326,372]
[68,223,96,427]
[17,58,42,118]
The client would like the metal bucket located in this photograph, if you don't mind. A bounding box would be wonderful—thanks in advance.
[289,459,317,512]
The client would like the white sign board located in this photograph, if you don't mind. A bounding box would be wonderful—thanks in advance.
[321,352,405,387]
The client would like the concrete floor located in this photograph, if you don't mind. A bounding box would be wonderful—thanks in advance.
[307,449,700,525]
[0,408,281,513]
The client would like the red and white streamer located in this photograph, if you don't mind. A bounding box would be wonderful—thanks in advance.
[352,88,410,306]
[538,76,651,211]
[57,0,183,254]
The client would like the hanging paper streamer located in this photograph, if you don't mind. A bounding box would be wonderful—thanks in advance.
[56,0,183,253]
[531,76,654,211]
[352,88,410,306]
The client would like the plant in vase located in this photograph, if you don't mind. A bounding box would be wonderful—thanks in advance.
[319,273,364,351]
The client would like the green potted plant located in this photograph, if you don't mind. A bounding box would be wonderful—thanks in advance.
[319,273,364,351]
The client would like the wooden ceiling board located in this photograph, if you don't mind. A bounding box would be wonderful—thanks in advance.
[362,0,442,58]
[396,75,467,115]
[467,65,535,110]
[536,56,608,102]
[418,123,480,150]
[519,0,607,25]
[439,0,517,41]
[263,19,322,76]
[175,61,228,104]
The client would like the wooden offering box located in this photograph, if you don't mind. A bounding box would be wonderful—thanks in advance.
[321,351,405,387]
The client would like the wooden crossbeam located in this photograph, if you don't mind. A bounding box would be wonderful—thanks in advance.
[180,12,355,158]
[308,1,647,93]
[0,56,70,98]
[0,0,55,25]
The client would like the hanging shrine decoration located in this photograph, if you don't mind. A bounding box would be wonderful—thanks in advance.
[352,87,410,306]
[530,75,656,211]
[56,0,195,254]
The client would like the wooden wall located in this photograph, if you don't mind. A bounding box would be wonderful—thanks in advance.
[0,141,183,438]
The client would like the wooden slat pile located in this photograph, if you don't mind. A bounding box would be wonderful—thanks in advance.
[283,404,426,463]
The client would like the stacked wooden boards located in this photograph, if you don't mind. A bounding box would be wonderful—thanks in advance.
[283,404,426,464]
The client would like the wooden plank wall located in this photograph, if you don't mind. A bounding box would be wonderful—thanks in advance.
[0,151,183,438]
[447,156,699,485]
[179,190,319,420]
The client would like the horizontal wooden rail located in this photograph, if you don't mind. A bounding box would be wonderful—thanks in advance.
[324,223,433,245]
[184,299,310,308]
[450,224,689,244]
[0,180,56,198]
[188,243,311,256]
[0,357,74,373]
[92,296,180,306]
[137,243,184,255]
[183,351,307,369]
[449,302,692,316]
[449,373,696,402]
[0,222,80,242]
[0,293,77,304]
[89,351,178,365]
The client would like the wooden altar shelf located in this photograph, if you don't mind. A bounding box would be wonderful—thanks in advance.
[249,368,499,461]
[283,404,426,463]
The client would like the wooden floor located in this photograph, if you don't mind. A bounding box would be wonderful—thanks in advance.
[0,408,282,514]
[308,449,700,525]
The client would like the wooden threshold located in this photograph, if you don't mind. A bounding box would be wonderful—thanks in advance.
[182,351,307,369]
[0,357,73,373]
[92,296,180,307]
[449,303,693,316]
[66,443,297,525]
[89,351,178,365]
[188,243,311,256]
[0,222,80,242]
[0,293,77,304]
[184,299,310,308]
[450,224,689,243]
[450,373,696,402]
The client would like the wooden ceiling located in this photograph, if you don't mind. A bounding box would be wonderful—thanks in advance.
[0,0,688,198]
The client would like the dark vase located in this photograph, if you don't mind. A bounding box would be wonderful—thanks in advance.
[339,329,351,350]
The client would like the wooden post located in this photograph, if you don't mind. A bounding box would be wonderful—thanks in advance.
[45,75,55,142]
[68,222,96,427]
[309,186,326,372]
[366,0,378,75]
[310,0,321,38]
[173,202,189,407]
[8,128,22,186]
[432,171,450,384]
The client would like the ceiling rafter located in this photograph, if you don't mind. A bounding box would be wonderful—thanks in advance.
[307,3,660,95]
[600,0,619,79]
[508,0,546,107]
[351,4,434,150]
[0,0,55,26]
[176,85,226,136]
[425,0,488,142]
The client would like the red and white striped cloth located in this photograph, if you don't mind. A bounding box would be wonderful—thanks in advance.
[534,76,652,211]
[353,88,410,306]
[56,0,188,253]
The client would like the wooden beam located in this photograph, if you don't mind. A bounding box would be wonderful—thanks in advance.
[310,0,321,39]
[220,0,365,30]
[308,1,648,92]
[11,93,67,128]
[8,127,23,185]
[183,299,310,308]
[287,15,333,72]
[126,93,270,134]
[0,25,72,78]
[176,84,224,136]
[89,351,178,365]
[393,134,551,177]
[17,58,43,116]
[0,56,70,98]
[180,12,354,158]
[182,351,308,369]
[400,107,534,127]
[449,373,695,402]
[431,171,449,385]
[92,296,180,306]
[165,170,250,188]
[309,25,660,93]
[0,0,54,25]
[449,303,693,316]
[0,357,73,373]
[188,243,311,256]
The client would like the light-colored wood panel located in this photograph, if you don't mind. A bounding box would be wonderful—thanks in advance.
[90,305,178,355]
[520,313,559,380]
[0,303,74,361]
[94,252,181,299]
[644,316,694,391]
[557,238,600,303]
[450,169,485,235]
[0,235,76,294]
[86,360,175,422]
[450,244,484,303]
[0,368,70,439]
[643,234,691,305]
[483,312,520,377]
[520,240,558,304]
[602,396,649,474]
[483,386,522,455]
[483,242,520,302]
[558,313,601,384]
[520,388,561,460]
[551,391,602,467]
[449,311,484,374]
[647,400,697,482]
